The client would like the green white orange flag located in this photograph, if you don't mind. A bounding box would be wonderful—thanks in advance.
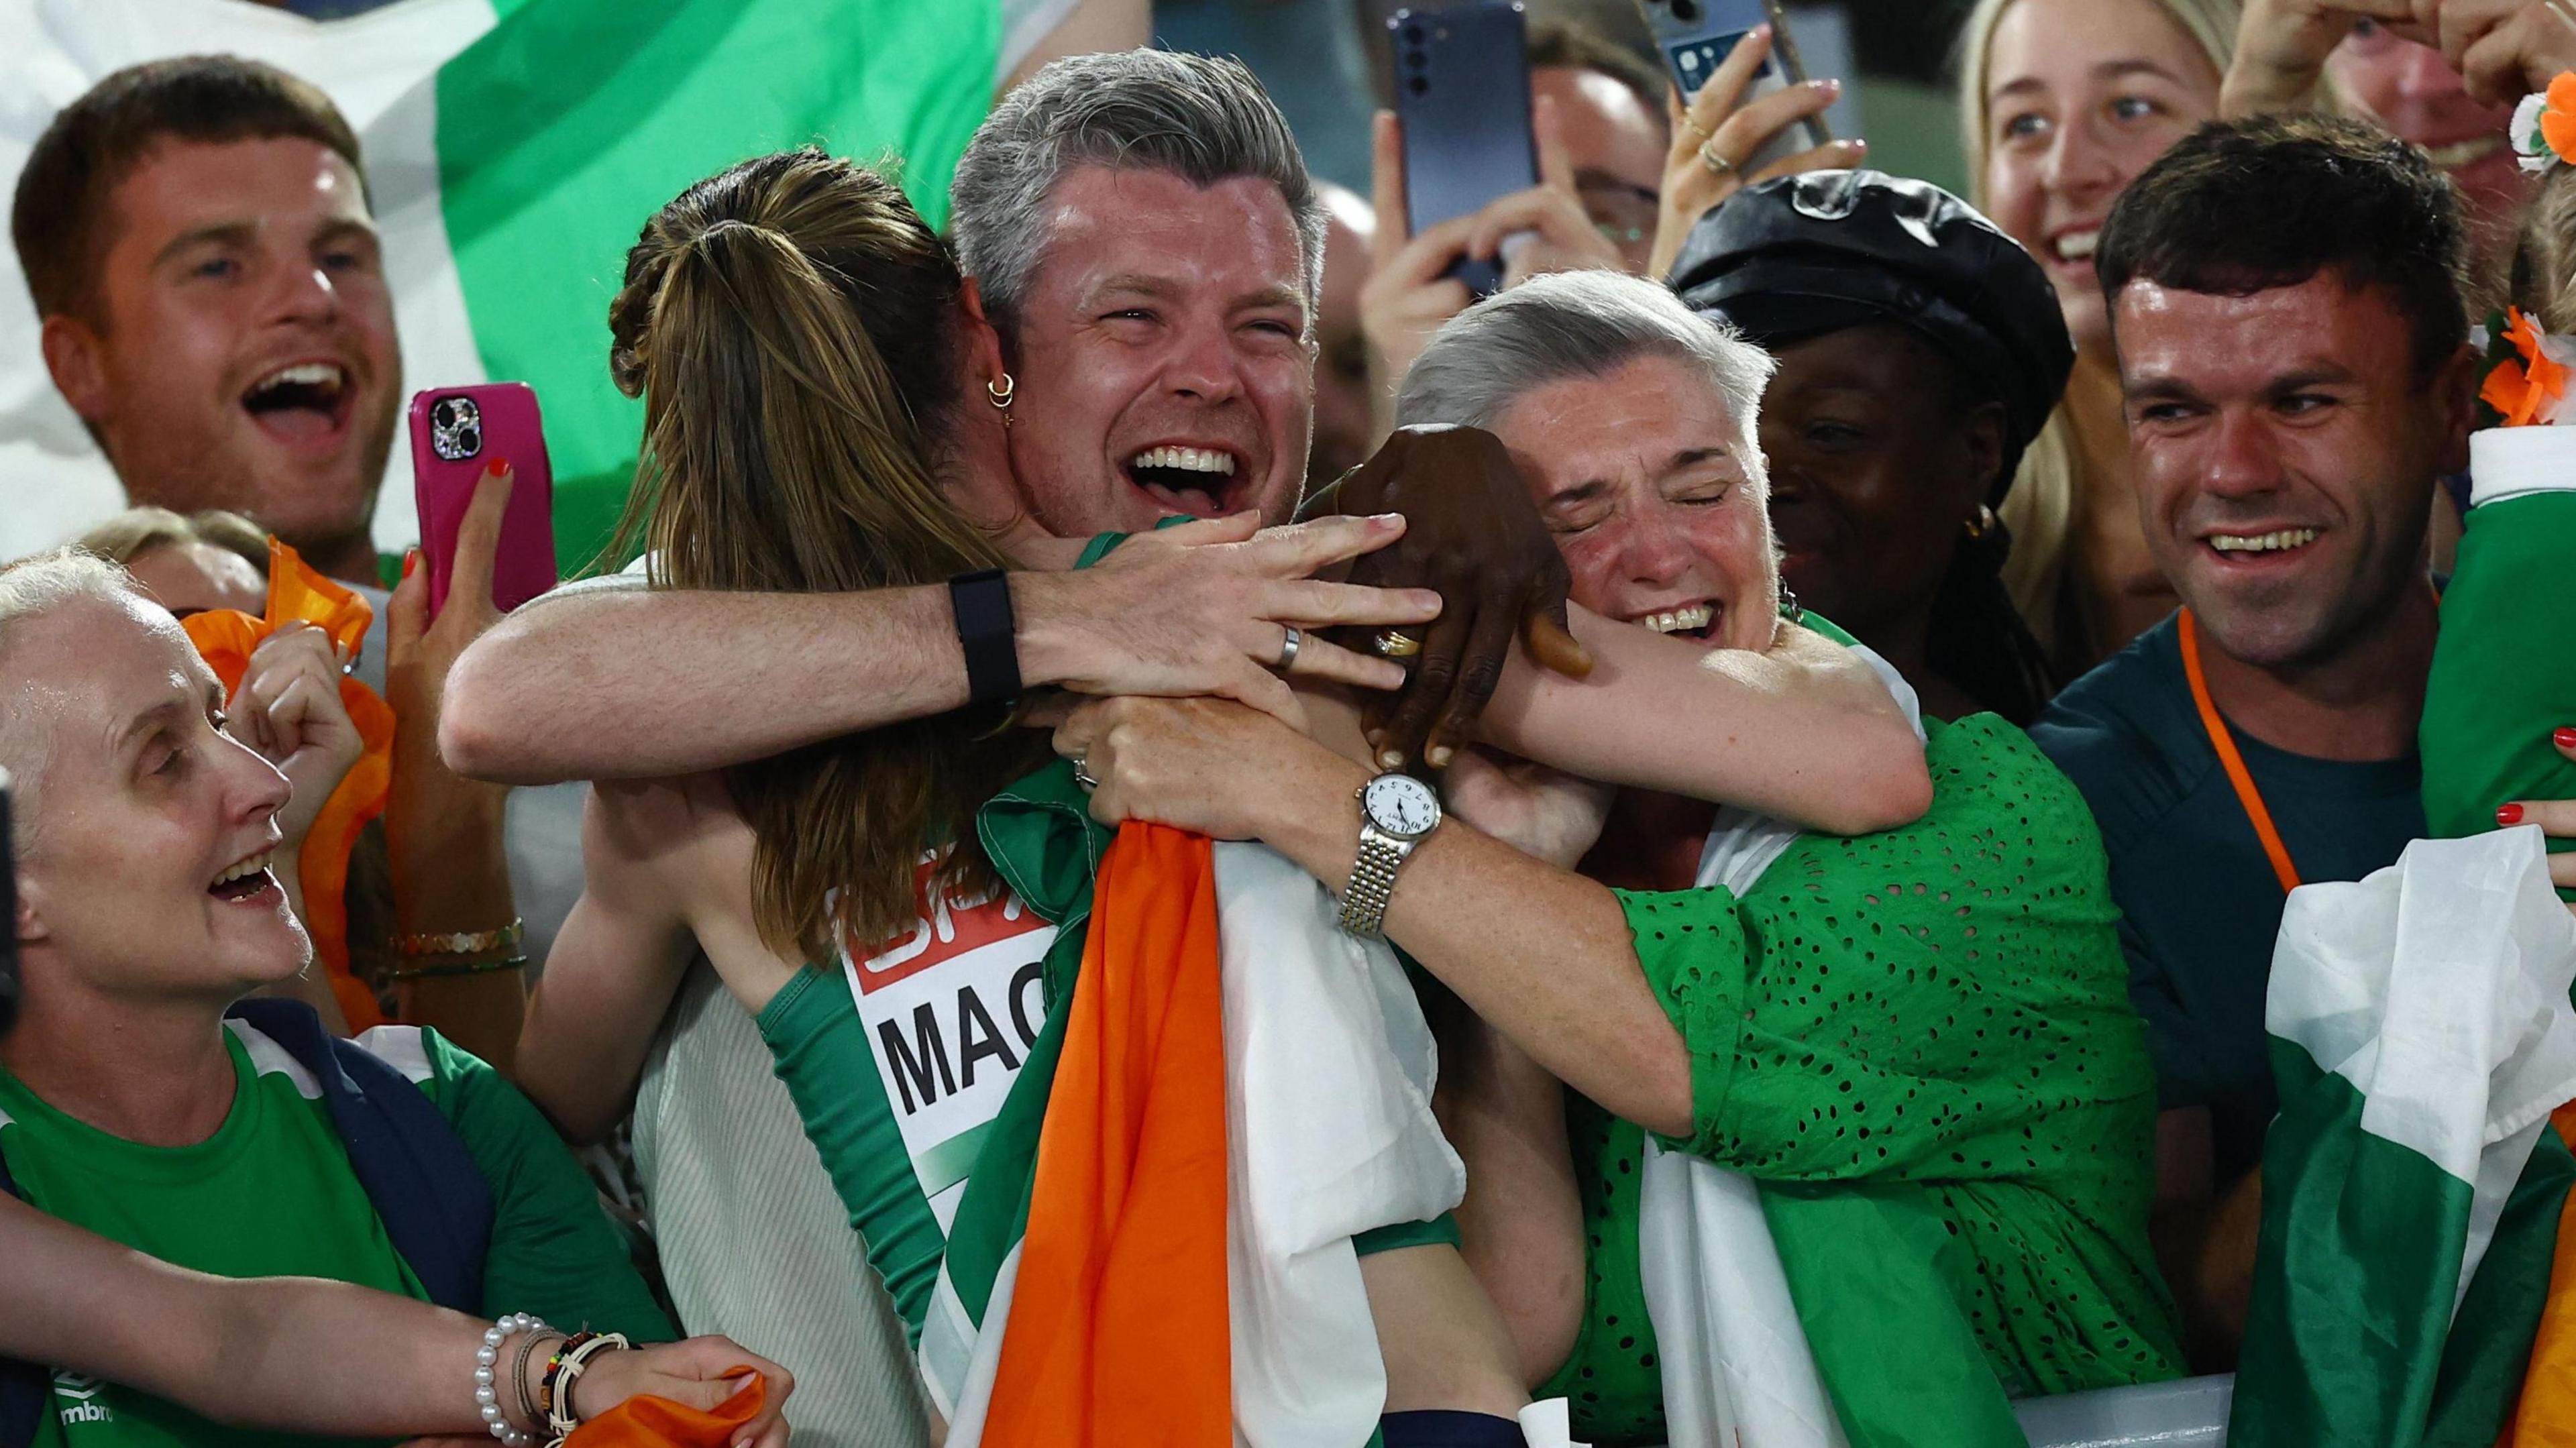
[2233,827,2576,1447]
[923,788,1468,1448]
[1,0,1030,567]
[977,822,1233,1446]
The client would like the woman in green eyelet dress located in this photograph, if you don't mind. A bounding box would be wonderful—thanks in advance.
[1052,268,2188,1444]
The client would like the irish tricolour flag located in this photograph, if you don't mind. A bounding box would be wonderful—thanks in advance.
[919,816,1470,1448]
[0,0,1022,567]
[2233,826,2576,1446]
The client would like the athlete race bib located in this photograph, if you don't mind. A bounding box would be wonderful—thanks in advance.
[848,852,1056,1230]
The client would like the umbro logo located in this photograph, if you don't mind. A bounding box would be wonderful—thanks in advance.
[52,1371,111,1425]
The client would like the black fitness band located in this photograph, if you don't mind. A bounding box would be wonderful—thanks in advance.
[949,569,1021,706]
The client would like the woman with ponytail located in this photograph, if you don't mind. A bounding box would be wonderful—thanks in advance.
[517,145,1933,1445]
[1668,170,2072,724]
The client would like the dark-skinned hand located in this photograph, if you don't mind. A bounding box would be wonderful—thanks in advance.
[1303,424,1592,770]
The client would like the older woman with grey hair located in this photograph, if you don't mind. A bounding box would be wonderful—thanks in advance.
[1056,270,2185,1443]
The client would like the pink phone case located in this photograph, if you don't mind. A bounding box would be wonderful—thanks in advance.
[409,382,559,620]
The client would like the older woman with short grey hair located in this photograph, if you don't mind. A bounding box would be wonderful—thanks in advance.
[1059,271,2184,1441]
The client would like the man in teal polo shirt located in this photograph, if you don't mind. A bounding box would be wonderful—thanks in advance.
[2027,115,2477,1366]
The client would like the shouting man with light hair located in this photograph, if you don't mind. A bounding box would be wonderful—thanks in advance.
[442,48,1590,1445]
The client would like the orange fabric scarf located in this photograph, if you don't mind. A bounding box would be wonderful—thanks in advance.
[979,822,1232,1447]
[180,538,395,1030]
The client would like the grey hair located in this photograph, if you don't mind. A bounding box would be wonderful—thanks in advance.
[0,550,146,856]
[1395,271,1777,457]
[950,49,1325,339]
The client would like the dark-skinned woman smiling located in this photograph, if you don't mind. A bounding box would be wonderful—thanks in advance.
[1670,169,2075,724]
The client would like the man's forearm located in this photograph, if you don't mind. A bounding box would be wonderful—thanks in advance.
[443,578,1108,784]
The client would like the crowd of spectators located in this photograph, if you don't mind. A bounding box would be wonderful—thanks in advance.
[8,0,2576,1444]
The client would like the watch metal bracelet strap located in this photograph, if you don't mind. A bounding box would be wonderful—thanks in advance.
[949,568,1022,706]
[392,953,531,982]
[1337,834,1407,940]
[394,917,525,957]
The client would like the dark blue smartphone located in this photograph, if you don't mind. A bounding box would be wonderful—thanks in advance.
[1389,1,1537,300]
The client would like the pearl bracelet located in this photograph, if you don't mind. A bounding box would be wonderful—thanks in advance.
[478,1313,550,1447]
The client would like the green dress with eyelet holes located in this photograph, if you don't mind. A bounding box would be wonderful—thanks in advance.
[1535,710,2188,1445]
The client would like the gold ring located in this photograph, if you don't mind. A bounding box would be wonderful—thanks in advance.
[1699,139,1737,177]
[1373,629,1424,659]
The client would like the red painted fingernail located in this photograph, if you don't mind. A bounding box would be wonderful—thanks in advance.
[2501,803,2526,827]
[401,548,418,579]
[2555,726,2576,750]
[486,456,510,476]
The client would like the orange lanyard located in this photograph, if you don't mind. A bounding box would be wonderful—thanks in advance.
[2178,607,2303,894]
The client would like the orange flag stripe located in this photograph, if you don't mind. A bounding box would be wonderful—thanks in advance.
[2503,1103,2576,1446]
[980,822,1232,1447]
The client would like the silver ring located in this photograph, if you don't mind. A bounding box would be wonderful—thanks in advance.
[1072,755,1099,792]
[1698,138,1737,177]
[1276,624,1303,671]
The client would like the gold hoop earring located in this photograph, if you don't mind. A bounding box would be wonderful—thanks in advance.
[986,373,1016,410]
[1964,504,1996,541]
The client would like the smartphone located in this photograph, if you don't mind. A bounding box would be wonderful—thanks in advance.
[1,769,18,1035]
[1389,1,1538,300]
[409,382,559,620]
[1636,0,1831,176]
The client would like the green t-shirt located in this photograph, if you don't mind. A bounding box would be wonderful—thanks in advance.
[2421,490,2576,864]
[0,1019,672,1448]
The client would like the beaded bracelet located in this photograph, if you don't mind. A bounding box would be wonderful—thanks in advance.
[545,1331,633,1442]
[477,1313,549,1448]
[535,1331,594,1425]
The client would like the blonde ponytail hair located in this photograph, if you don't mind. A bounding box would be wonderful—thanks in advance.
[606,150,1038,960]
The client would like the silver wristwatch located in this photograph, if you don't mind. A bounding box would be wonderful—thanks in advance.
[1338,772,1442,940]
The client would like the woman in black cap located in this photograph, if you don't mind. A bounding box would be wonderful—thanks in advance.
[1670,169,2074,725]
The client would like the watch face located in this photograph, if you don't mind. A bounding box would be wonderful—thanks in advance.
[1362,773,1442,839]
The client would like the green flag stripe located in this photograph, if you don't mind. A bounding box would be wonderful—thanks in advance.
[2422,1123,2575,1447]
[2235,1045,2483,1447]
[1764,1185,2027,1448]
[433,0,1000,570]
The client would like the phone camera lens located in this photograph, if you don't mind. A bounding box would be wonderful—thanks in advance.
[1406,74,1429,95]
[1401,21,1423,42]
[1670,0,1699,19]
[1404,47,1426,69]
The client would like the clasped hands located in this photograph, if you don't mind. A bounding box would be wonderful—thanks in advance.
[1040,425,1606,860]
[2228,0,2576,112]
